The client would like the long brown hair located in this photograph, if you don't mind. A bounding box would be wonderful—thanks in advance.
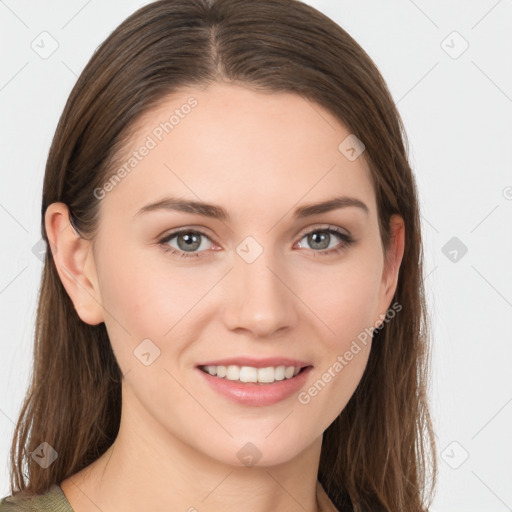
[7,1,437,510]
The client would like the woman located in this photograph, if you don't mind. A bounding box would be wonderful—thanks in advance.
[0,0,436,510]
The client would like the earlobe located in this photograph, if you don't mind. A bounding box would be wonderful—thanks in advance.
[44,202,104,326]
[376,214,405,326]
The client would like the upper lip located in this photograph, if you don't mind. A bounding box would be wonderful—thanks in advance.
[196,357,312,369]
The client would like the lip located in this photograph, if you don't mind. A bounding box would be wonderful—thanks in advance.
[196,357,311,369]
[196,365,313,407]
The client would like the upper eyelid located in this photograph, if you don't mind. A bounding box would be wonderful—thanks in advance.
[295,224,350,239]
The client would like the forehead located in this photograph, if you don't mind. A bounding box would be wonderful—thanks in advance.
[99,82,376,221]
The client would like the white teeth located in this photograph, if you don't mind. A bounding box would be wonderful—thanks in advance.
[274,366,285,381]
[226,365,239,380]
[201,364,302,383]
[257,367,275,383]
[239,366,257,383]
[284,366,295,379]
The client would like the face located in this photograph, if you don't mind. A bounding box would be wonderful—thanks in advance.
[48,81,404,468]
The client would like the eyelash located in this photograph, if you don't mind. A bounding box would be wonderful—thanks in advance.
[157,226,354,260]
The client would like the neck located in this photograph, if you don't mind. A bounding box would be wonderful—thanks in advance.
[61,382,324,512]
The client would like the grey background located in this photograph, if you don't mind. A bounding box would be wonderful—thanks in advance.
[1,1,511,510]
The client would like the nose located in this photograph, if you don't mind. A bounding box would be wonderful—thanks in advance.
[222,248,298,338]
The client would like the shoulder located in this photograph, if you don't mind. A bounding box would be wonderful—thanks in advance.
[0,484,74,512]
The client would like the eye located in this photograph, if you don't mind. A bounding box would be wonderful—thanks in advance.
[295,226,354,257]
[158,229,216,259]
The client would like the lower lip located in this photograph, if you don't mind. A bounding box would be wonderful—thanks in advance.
[196,366,313,407]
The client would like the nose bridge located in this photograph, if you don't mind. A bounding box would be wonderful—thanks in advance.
[224,237,296,336]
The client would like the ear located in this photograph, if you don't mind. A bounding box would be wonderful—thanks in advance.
[375,214,405,327]
[44,202,104,325]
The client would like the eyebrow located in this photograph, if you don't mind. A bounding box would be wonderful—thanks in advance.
[135,195,369,221]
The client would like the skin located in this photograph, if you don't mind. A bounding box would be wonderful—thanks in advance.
[46,81,404,512]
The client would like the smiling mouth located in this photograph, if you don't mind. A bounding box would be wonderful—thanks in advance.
[198,364,311,384]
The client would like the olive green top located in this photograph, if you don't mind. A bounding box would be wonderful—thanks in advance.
[0,480,338,511]
[0,484,73,511]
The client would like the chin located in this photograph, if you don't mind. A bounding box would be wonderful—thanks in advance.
[207,433,310,469]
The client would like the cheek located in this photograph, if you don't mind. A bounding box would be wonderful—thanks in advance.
[95,246,216,368]
[306,254,383,348]
[297,261,382,428]
[303,250,383,420]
